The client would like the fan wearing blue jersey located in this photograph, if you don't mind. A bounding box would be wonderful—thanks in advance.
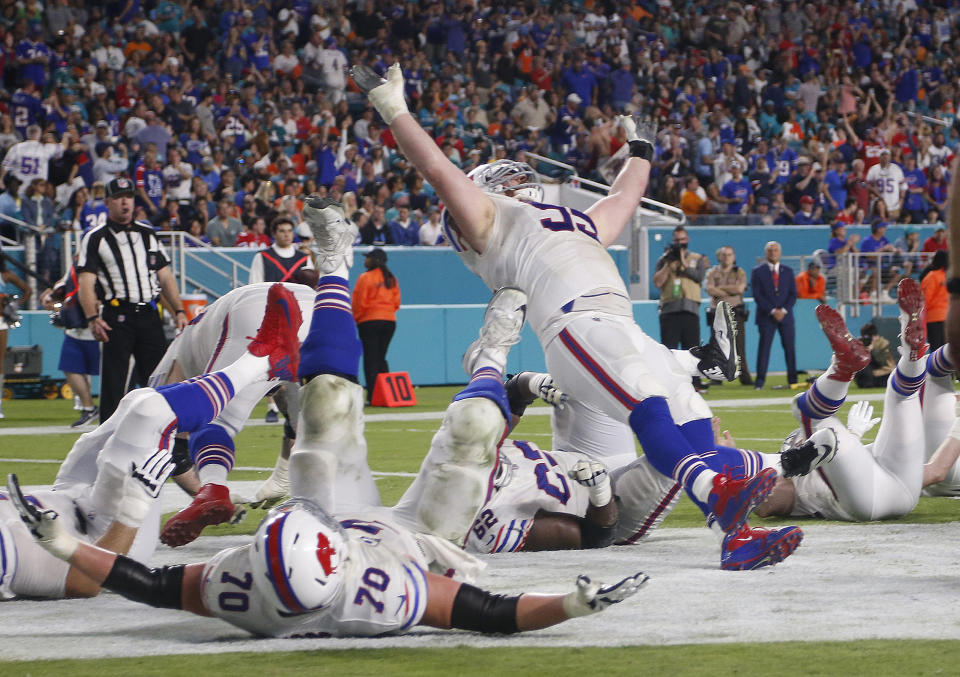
[9,81,43,138]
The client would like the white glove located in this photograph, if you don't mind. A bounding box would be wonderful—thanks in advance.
[6,473,79,560]
[116,449,175,527]
[562,572,649,618]
[617,114,639,142]
[616,114,656,145]
[846,400,881,440]
[567,460,612,507]
[528,373,568,410]
[350,63,409,124]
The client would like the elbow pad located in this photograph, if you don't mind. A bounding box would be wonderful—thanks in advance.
[102,555,185,609]
[450,583,520,634]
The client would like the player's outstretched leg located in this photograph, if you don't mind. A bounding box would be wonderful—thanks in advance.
[690,300,740,382]
[888,277,928,399]
[792,304,870,432]
[720,523,804,571]
[393,288,525,545]
[160,284,303,546]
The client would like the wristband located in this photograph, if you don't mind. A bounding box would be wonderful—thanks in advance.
[86,315,99,322]
[175,309,186,315]
[946,277,960,297]
[628,139,654,161]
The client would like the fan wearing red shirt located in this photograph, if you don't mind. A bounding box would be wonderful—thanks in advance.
[235,216,271,249]
[922,225,948,252]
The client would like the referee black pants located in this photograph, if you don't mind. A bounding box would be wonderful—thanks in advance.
[98,305,168,423]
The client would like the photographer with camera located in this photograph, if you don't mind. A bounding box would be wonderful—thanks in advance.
[854,323,895,388]
[705,245,752,385]
[653,226,708,387]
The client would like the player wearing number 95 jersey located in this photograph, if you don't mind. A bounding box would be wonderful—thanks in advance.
[354,63,778,560]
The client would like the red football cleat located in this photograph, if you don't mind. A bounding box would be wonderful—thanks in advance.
[707,467,777,533]
[160,483,235,547]
[247,283,303,381]
[721,523,803,571]
[816,304,870,381]
[897,277,928,361]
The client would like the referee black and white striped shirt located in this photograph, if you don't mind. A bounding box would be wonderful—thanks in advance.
[76,220,168,304]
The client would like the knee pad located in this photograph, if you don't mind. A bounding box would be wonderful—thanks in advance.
[439,398,504,468]
[188,424,235,471]
[298,374,363,446]
[416,464,491,546]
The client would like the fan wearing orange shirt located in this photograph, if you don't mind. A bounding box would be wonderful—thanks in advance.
[795,260,827,303]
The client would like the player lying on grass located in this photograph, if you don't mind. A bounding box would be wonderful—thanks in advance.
[354,62,785,574]
[0,283,304,599]
[8,483,647,639]
[158,198,375,546]
[712,279,958,521]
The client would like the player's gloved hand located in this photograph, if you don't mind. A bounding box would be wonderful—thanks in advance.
[846,400,881,439]
[562,572,649,618]
[529,373,568,410]
[567,460,612,507]
[616,114,639,141]
[350,63,409,124]
[116,449,176,527]
[6,473,80,560]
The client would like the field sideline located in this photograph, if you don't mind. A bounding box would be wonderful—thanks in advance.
[1,383,958,674]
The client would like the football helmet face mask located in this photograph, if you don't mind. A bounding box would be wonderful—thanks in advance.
[250,498,348,615]
[468,160,544,202]
[779,428,807,454]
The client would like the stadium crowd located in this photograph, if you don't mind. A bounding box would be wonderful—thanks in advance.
[0,0,957,291]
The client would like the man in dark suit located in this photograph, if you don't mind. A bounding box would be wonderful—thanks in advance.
[751,241,797,389]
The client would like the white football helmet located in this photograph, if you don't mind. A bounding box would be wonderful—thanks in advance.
[468,159,544,202]
[250,498,348,614]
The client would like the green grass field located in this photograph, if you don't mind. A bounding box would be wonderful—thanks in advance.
[2,380,958,674]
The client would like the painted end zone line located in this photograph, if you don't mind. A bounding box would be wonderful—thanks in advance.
[0,459,417,478]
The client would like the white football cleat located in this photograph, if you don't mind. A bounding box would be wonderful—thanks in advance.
[302,196,358,275]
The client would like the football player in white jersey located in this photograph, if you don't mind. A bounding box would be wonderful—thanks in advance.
[10,489,647,638]
[730,280,955,521]
[0,283,304,599]
[352,63,782,556]
[0,125,68,193]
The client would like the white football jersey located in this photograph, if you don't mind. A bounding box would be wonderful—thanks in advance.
[149,282,316,384]
[465,440,591,554]
[790,469,855,522]
[1,140,62,186]
[201,510,430,638]
[444,194,630,340]
[865,163,905,211]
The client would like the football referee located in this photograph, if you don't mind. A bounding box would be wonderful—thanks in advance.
[77,177,188,422]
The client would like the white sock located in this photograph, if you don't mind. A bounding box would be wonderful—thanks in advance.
[198,465,229,486]
[216,352,269,391]
[691,469,718,504]
[814,363,852,401]
[897,350,926,378]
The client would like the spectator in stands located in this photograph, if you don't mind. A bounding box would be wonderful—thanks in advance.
[718,161,752,216]
[418,206,445,246]
[922,224,948,253]
[679,175,710,218]
[784,156,819,213]
[893,226,923,278]
[859,222,900,303]
[827,223,860,268]
[206,198,243,247]
[235,217,270,249]
[387,205,419,246]
[792,195,820,225]
[360,206,392,246]
[795,260,827,303]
